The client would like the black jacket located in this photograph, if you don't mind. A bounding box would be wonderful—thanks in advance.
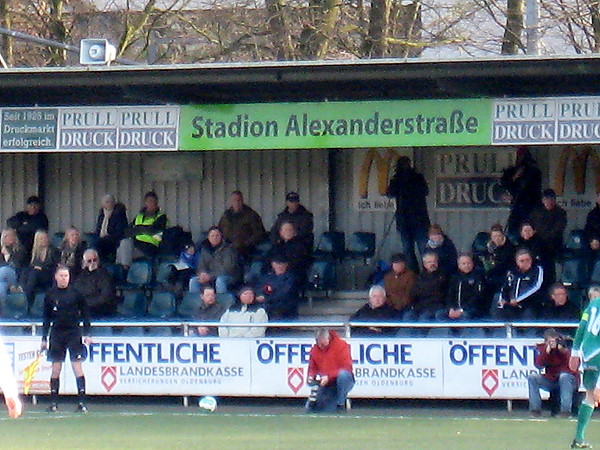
[257,270,300,319]
[271,204,314,249]
[500,264,544,310]
[7,211,49,252]
[445,269,487,318]
[410,269,447,313]
[350,303,397,336]
[73,267,116,318]
[387,168,430,229]
[42,285,91,340]
[95,203,128,242]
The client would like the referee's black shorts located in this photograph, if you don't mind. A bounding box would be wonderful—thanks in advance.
[48,328,86,363]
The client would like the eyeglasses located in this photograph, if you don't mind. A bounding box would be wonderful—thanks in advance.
[86,259,98,263]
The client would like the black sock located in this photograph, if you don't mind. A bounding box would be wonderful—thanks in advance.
[50,377,59,404]
[76,376,86,403]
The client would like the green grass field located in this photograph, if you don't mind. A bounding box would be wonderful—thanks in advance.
[0,403,597,449]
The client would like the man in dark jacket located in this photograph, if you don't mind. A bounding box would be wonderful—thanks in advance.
[218,191,266,259]
[74,249,117,319]
[387,156,430,272]
[403,252,447,322]
[189,226,240,294]
[528,328,578,417]
[256,255,300,320]
[196,286,226,337]
[491,248,544,321]
[7,195,49,257]
[530,189,567,284]
[438,253,487,321]
[541,283,580,323]
[500,146,542,239]
[271,192,314,250]
[95,194,128,262]
[350,285,396,336]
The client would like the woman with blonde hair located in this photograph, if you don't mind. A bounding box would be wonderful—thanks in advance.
[20,230,59,312]
[60,227,86,277]
[0,229,27,311]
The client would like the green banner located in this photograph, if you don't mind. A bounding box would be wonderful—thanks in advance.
[179,99,493,150]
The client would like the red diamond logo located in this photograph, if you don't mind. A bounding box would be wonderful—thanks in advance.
[101,366,118,393]
[481,369,499,397]
[287,367,304,394]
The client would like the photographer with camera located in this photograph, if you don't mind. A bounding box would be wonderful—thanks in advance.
[306,329,354,413]
[528,328,578,418]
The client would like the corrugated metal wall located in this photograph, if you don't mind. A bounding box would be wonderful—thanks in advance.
[0,154,40,224]
[43,150,330,242]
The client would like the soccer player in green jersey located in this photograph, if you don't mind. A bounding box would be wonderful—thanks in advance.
[570,285,600,448]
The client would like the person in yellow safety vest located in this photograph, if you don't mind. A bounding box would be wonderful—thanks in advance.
[129,191,168,259]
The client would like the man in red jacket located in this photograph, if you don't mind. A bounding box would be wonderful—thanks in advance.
[528,328,578,418]
[306,329,354,413]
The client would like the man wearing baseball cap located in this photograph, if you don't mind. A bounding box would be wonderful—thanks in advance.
[270,192,314,250]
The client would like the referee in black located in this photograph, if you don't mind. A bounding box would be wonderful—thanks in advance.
[41,264,92,413]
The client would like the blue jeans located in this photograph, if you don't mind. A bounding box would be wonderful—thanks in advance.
[528,372,577,413]
[189,274,233,294]
[0,266,18,309]
[310,370,355,413]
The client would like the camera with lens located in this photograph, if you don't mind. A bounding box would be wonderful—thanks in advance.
[307,375,321,407]
[556,336,573,348]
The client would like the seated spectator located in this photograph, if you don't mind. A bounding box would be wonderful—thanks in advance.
[73,249,116,319]
[195,286,226,337]
[218,191,266,259]
[116,191,168,267]
[189,226,240,294]
[59,227,86,277]
[584,235,600,284]
[529,189,567,284]
[19,230,59,312]
[528,328,578,418]
[6,195,49,257]
[0,228,27,311]
[491,248,544,321]
[256,255,300,320]
[95,194,128,262]
[270,192,314,250]
[438,253,487,322]
[350,285,397,336]
[403,252,447,322]
[516,222,544,265]
[383,253,417,316]
[424,224,458,275]
[268,222,311,284]
[541,282,580,322]
[219,286,268,338]
[169,242,198,290]
[482,224,516,291]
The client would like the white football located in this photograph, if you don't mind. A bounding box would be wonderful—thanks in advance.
[198,396,217,412]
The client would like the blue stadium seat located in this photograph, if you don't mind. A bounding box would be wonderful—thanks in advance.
[82,232,99,250]
[590,259,600,286]
[252,239,272,260]
[243,260,264,285]
[118,292,146,318]
[145,326,173,337]
[155,262,175,286]
[178,292,200,318]
[4,292,27,319]
[560,259,585,288]
[306,260,336,291]
[147,291,176,319]
[51,232,65,249]
[565,229,586,252]
[345,232,376,260]
[314,232,345,260]
[471,232,490,257]
[29,291,46,319]
[124,260,153,288]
